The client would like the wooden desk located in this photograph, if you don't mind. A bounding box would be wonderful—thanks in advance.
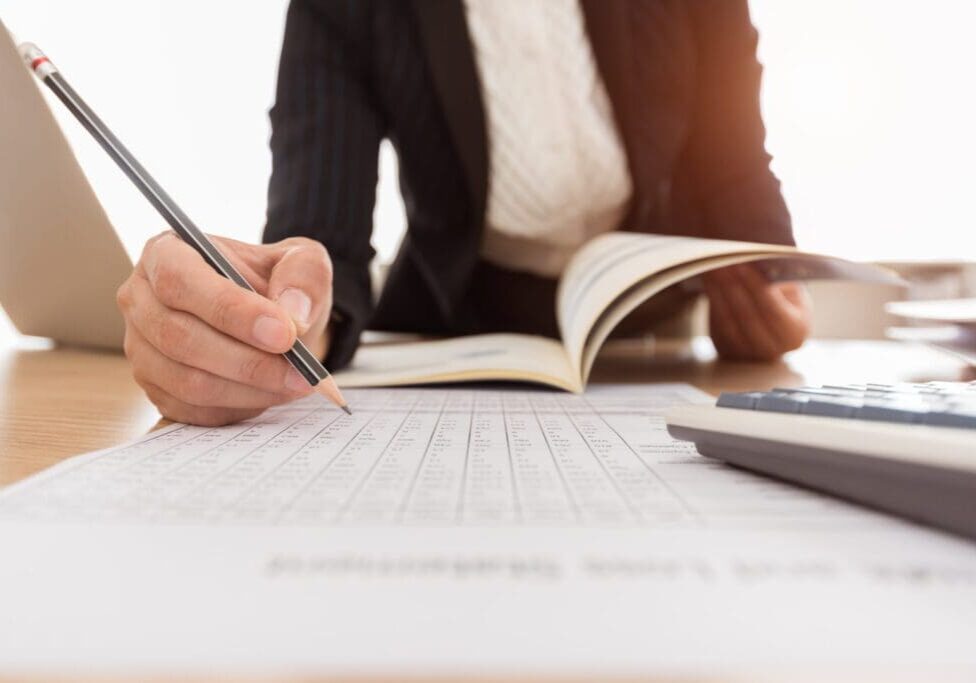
[0,344,158,486]
[0,337,970,488]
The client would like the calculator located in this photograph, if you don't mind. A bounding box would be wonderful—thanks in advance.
[666,382,976,540]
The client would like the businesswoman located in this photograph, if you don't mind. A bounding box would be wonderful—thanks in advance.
[116,0,812,426]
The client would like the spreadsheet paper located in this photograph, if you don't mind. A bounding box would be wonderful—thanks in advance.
[0,384,890,529]
[1,384,975,675]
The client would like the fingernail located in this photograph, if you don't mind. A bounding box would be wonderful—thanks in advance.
[285,367,310,393]
[277,288,311,329]
[252,315,291,350]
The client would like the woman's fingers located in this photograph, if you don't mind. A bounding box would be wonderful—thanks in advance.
[733,266,811,351]
[265,237,334,336]
[119,274,312,397]
[125,326,296,411]
[706,268,780,360]
[704,265,812,361]
[138,233,297,354]
[703,273,751,358]
[119,231,337,427]
[140,380,264,428]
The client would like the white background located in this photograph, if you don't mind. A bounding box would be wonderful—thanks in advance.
[1,0,975,341]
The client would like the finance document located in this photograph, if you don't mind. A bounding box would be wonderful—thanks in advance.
[1,384,974,676]
[0,385,879,529]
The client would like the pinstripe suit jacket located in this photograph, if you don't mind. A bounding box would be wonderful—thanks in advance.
[263,0,794,369]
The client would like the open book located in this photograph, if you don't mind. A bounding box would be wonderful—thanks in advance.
[335,233,901,392]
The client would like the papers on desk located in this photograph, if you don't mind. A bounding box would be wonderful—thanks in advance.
[1,385,715,526]
[886,298,976,367]
[888,325,976,367]
[886,297,976,324]
[0,384,974,677]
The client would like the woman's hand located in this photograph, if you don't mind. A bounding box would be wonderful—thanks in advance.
[117,232,333,426]
[703,264,812,362]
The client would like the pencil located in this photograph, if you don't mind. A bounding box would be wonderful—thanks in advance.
[19,43,351,415]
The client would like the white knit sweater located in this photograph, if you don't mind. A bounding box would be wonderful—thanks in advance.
[464,0,633,277]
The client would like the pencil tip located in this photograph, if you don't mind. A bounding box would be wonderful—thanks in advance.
[315,376,350,413]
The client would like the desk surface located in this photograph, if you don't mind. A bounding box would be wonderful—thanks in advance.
[1,337,970,488]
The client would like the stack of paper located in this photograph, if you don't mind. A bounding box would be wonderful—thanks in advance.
[887,298,976,366]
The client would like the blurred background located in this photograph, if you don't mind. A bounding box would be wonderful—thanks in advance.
[1,0,974,344]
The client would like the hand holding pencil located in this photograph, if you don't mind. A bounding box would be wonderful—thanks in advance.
[117,232,338,426]
[20,43,349,425]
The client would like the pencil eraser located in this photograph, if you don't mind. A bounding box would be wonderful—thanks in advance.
[17,42,57,78]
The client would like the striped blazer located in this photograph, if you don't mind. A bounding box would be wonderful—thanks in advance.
[263,0,793,368]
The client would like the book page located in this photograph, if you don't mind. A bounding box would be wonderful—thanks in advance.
[334,333,579,392]
[558,233,903,379]
[1,384,975,674]
[557,233,797,373]
[330,235,898,392]
[575,252,903,383]
[578,252,762,383]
